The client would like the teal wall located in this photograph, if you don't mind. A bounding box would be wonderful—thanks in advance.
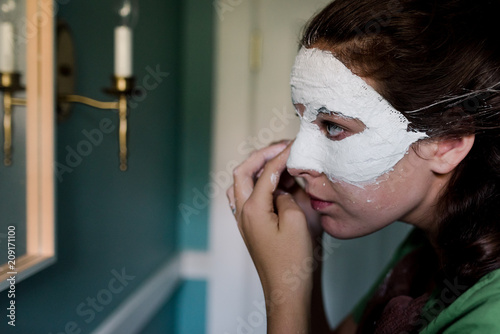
[0,0,213,332]
[177,0,214,251]
[143,0,215,331]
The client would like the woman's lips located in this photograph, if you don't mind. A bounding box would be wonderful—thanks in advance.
[309,195,334,211]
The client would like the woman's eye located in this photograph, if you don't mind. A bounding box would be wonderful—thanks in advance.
[325,122,345,138]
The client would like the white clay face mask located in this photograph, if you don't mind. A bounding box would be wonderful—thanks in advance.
[287,47,428,186]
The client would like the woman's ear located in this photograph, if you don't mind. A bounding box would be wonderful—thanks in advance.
[428,135,475,174]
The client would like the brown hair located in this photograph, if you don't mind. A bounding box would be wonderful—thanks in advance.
[302,0,500,284]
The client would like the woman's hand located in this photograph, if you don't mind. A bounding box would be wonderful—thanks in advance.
[227,142,315,332]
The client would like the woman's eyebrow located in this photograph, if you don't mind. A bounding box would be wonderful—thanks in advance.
[317,107,367,130]
[317,107,354,120]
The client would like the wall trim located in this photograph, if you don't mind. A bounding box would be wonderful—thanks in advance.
[91,251,210,334]
[180,251,211,280]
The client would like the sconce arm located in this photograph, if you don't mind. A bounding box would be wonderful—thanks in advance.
[60,94,119,110]
[59,87,131,171]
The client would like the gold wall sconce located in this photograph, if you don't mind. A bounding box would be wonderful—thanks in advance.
[56,0,138,171]
[0,0,138,171]
[0,72,25,166]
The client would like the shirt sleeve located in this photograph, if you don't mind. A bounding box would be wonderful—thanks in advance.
[443,295,500,333]
[419,269,500,334]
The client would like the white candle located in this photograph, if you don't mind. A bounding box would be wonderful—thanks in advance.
[114,25,132,77]
[0,22,15,73]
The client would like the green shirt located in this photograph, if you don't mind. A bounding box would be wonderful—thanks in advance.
[352,229,500,333]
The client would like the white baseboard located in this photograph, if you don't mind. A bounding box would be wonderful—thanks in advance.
[91,251,210,334]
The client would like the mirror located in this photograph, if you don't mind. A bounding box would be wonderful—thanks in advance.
[0,0,27,270]
[0,0,55,290]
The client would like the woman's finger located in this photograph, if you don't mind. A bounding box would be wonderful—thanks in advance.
[275,192,307,232]
[249,144,293,212]
[233,143,288,213]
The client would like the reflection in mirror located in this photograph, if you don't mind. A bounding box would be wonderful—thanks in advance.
[0,0,55,291]
[0,0,27,266]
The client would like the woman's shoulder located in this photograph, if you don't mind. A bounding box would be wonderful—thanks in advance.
[420,268,500,333]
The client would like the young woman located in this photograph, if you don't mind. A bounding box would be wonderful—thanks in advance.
[227,0,500,332]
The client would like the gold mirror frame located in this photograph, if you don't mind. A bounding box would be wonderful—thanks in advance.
[0,0,55,290]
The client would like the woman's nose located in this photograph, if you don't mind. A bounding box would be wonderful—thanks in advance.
[287,167,322,178]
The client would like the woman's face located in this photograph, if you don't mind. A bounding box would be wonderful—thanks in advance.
[288,108,441,239]
[287,47,443,239]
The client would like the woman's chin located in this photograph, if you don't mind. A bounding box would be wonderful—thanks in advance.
[320,215,372,240]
